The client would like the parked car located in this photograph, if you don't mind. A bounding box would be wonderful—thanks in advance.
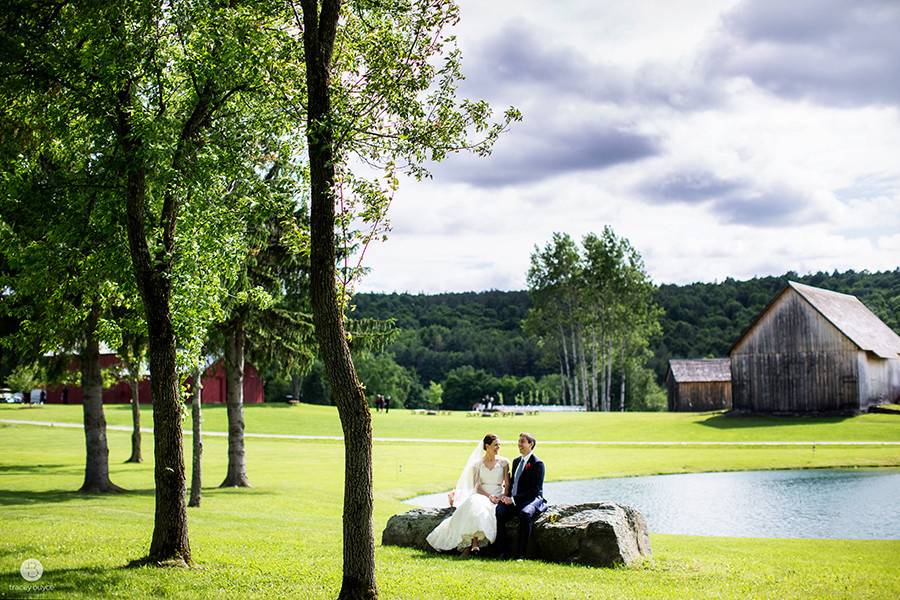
[0,388,23,403]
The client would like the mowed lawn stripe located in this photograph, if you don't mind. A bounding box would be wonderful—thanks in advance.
[3,418,900,447]
[3,403,900,442]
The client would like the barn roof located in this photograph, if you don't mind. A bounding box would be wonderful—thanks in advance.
[667,358,732,383]
[787,281,900,359]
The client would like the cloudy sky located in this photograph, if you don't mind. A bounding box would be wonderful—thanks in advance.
[358,0,900,293]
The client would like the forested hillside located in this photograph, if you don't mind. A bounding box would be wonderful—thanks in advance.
[354,269,900,387]
[352,290,548,385]
[648,269,900,378]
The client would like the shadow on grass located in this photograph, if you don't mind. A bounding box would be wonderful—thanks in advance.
[0,564,148,598]
[396,545,511,563]
[699,413,852,430]
[0,484,276,508]
[0,464,71,474]
[0,544,39,561]
[0,487,155,507]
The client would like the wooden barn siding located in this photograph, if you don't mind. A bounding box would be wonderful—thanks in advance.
[666,374,676,411]
[858,353,900,409]
[671,381,732,411]
[731,290,860,412]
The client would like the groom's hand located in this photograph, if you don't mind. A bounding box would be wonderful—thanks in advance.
[500,496,513,505]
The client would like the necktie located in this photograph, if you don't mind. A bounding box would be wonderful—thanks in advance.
[512,458,525,496]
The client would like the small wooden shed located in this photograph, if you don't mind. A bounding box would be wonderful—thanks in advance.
[730,281,900,414]
[666,358,732,411]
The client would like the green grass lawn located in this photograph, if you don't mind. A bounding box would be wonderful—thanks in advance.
[4,402,900,442]
[1,405,899,598]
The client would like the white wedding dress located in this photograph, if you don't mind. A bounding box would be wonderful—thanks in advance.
[426,460,506,551]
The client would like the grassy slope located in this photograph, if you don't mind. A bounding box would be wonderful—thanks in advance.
[0,407,898,599]
[3,402,900,442]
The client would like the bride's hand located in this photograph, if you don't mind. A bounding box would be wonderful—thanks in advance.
[488,494,499,504]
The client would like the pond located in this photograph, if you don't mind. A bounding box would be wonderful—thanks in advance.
[405,468,900,540]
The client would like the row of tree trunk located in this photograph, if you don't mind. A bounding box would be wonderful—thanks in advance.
[76,318,250,503]
[557,323,628,412]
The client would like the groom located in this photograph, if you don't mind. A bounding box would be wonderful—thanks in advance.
[495,432,546,559]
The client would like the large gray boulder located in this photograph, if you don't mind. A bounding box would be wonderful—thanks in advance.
[381,507,454,551]
[382,502,651,567]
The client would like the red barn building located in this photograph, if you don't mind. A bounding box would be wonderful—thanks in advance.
[45,355,264,405]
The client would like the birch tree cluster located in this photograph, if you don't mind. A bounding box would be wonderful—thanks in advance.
[525,228,662,412]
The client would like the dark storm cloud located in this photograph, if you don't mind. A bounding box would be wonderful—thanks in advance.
[462,22,720,110]
[638,169,814,226]
[433,119,660,188]
[706,0,900,106]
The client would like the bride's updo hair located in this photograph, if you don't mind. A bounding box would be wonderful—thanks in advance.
[482,433,498,450]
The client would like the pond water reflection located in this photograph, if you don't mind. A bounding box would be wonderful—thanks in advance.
[405,468,900,539]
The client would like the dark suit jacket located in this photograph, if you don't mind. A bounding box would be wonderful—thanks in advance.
[510,453,545,505]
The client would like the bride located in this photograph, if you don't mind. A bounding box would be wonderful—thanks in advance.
[426,433,510,554]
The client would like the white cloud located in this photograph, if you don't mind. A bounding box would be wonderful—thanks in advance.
[356,0,900,293]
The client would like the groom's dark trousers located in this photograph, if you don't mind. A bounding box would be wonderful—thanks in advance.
[495,454,546,558]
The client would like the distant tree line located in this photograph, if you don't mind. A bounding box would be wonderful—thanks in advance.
[648,268,900,380]
[314,268,900,409]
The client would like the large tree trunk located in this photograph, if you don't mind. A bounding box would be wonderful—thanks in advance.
[302,2,377,597]
[79,303,123,493]
[189,360,203,507]
[221,316,250,487]
[126,370,142,463]
[144,304,191,564]
[118,85,191,565]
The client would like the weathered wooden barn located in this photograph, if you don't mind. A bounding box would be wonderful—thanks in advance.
[730,281,900,414]
[666,358,732,411]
